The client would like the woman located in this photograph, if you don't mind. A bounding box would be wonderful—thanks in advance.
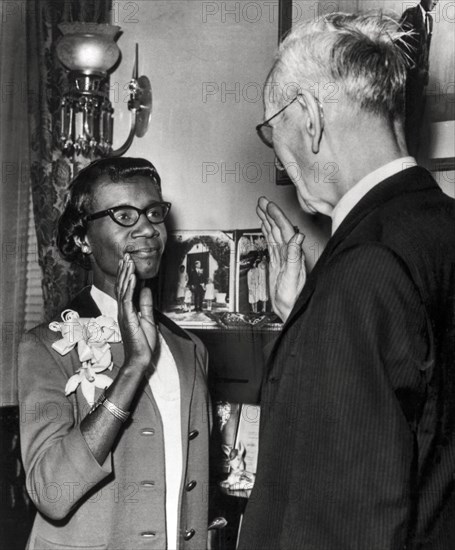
[18,158,211,550]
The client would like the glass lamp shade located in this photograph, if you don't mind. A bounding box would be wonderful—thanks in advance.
[56,23,121,75]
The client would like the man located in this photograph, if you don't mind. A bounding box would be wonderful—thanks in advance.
[188,260,206,311]
[399,0,438,156]
[238,13,455,550]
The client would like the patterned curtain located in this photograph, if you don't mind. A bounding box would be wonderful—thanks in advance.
[26,0,111,320]
[0,3,30,404]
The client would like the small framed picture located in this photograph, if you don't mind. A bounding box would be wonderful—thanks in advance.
[235,230,271,314]
[159,230,235,327]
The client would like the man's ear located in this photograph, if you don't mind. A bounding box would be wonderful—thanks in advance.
[297,90,324,154]
[74,235,92,255]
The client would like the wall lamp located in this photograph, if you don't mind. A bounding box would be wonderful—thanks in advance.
[56,22,151,158]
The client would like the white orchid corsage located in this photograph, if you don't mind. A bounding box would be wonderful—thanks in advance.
[49,309,121,405]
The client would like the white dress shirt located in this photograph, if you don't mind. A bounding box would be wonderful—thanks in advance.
[90,285,182,550]
[331,157,417,235]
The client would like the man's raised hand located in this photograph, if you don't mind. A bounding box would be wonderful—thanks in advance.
[257,197,306,322]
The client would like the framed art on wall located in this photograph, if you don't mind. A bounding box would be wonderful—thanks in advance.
[160,230,236,327]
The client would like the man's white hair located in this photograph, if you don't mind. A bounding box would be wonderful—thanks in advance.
[269,12,410,117]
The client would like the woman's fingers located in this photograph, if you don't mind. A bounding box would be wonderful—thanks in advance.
[123,256,135,300]
[115,259,124,300]
[139,287,154,322]
[125,272,136,303]
[116,253,134,301]
[116,256,129,300]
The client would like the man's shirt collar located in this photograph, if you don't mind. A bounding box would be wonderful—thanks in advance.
[331,157,417,235]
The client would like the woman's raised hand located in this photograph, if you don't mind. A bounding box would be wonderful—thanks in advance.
[116,253,157,371]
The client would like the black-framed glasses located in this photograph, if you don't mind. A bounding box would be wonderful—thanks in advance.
[86,201,172,227]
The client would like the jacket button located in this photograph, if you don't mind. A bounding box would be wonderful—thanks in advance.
[188,429,199,440]
[140,532,156,538]
[141,428,155,436]
[186,480,197,491]
[184,529,195,541]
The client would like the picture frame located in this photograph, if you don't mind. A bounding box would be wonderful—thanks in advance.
[159,230,236,327]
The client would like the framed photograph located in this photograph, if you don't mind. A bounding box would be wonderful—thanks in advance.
[160,230,235,327]
[235,230,271,314]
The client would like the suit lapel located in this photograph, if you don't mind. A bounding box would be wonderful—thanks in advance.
[267,166,438,369]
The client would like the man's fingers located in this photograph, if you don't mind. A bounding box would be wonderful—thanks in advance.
[282,233,306,284]
[266,201,296,244]
[256,204,270,230]
[257,196,270,215]
[261,222,281,266]
[258,198,284,264]
[286,232,305,264]
[257,202,273,239]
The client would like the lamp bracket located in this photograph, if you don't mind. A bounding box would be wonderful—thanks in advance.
[110,74,152,157]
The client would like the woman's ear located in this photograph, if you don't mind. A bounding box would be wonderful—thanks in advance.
[296,90,324,154]
[74,235,92,255]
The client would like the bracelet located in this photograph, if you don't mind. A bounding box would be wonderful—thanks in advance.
[102,398,130,423]
[89,389,130,423]
[89,389,108,414]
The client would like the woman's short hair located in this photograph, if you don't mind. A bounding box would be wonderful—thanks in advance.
[57,157,161,267]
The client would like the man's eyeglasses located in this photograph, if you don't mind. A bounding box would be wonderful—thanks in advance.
[86,201,172,228]
[256,94,324,171]
[256,95,300,149]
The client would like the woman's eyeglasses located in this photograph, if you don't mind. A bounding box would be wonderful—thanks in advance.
[86,201,172,228]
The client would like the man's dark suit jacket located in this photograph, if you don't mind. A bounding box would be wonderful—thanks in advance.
[238,167,455,549]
